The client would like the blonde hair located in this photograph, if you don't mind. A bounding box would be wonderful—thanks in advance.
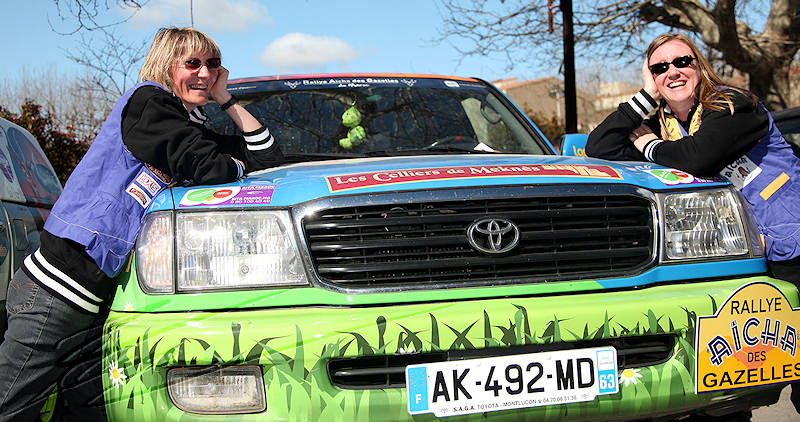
[646,33,756,113]
[139,27,221,92]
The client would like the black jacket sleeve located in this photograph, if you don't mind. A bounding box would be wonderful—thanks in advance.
[229,126,284,172]
[648,91,769,177]
[198,126,284,172]
[586,89,658,161]
[121,86,283,184]
[121,85,240,184]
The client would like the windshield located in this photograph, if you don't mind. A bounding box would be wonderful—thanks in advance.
[205,77,551,161]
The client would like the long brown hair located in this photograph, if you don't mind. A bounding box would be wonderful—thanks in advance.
[139,27,222,92]
[645,33,756,113]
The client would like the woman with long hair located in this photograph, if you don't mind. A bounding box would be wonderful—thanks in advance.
[587,33,800,413]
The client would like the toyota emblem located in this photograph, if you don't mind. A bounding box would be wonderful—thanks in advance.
[466,218,521,254]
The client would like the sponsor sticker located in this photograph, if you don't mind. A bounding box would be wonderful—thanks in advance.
[179,185,276,207]
[136,171,162,196]
[570,146,587,157]
[720,156,762,190]
[126,184,151,208]
[696,282,800,393]
[325,164,623,192]
[645,169,719,185]
[647,169,694,184]
[280,77,455,90]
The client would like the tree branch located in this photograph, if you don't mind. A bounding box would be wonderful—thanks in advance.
[49,0,149,35]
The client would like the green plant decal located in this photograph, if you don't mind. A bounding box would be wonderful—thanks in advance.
[103,279,795,421]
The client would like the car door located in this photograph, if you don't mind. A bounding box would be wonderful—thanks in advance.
[0,119,59,338]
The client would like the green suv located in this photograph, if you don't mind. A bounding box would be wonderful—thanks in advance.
[101,74,792,421]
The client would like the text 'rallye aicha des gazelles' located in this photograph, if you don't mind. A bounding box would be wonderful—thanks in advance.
[101,74,797,421]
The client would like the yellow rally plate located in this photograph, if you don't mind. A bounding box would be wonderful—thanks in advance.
[696,282,799,393]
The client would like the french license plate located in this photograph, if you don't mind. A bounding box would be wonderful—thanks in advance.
[406,346,618,417]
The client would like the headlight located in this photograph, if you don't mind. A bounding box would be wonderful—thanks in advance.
[136,210,308,293]
[136,212,173,293]
[659,188,754,260]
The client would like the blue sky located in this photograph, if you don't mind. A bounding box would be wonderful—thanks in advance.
[2,0,548,85]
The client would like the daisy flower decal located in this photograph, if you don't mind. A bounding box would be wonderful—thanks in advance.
[109,361,127,388]
[619,368,642,387]
[124,302,135,312]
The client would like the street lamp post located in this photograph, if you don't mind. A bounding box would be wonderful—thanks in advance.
[560,0,577,133]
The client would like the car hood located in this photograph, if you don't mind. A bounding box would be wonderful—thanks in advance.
[156,154,727,210]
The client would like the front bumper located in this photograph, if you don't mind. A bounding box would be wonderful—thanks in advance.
[102,276,794,421]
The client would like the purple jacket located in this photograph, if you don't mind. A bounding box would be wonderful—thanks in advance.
[44,82,170,277]
[720,108,800,262]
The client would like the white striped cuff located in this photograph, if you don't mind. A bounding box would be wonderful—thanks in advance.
[243,127,275,151]
[24,251,101,313]
[627,90,657,119]
[232,158,244,178]
[643,139,663,162]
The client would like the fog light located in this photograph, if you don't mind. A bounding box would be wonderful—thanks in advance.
[167,366,266,414]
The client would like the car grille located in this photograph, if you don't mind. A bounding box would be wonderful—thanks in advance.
[302,193,654,288]
[328,335,675,389]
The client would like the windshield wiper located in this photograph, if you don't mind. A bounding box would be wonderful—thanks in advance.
[364,147,498,156]
[283,147,502,162]
[422,146,498,153]
[282,152,369,163]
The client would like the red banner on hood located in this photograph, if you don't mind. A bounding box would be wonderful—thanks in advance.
[325,164,623,192]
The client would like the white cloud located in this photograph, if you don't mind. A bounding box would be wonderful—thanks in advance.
[129,0,270,32]
[260,33,361,72]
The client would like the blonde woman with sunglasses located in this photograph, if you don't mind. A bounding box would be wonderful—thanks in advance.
[0,27,282,421]
[587,32,800,412]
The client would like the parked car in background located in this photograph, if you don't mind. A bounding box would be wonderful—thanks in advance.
[0,117,62,335]
[101,74,792,421]
[773,106,800,154]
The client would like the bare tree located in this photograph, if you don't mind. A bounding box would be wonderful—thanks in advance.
[49,0,149,34]
[46,1,151,126]
[65,30,149,100]
[0,1,149,140]
[437,0,800,109]
[0,67,110,140]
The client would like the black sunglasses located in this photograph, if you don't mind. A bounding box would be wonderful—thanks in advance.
[183,57,222,70]
[648,55,695,75]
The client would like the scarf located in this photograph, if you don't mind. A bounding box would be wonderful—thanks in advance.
[658,104,703,140]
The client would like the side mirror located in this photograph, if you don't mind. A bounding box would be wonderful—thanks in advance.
[560,134,588,157]
[480,101,502,124]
